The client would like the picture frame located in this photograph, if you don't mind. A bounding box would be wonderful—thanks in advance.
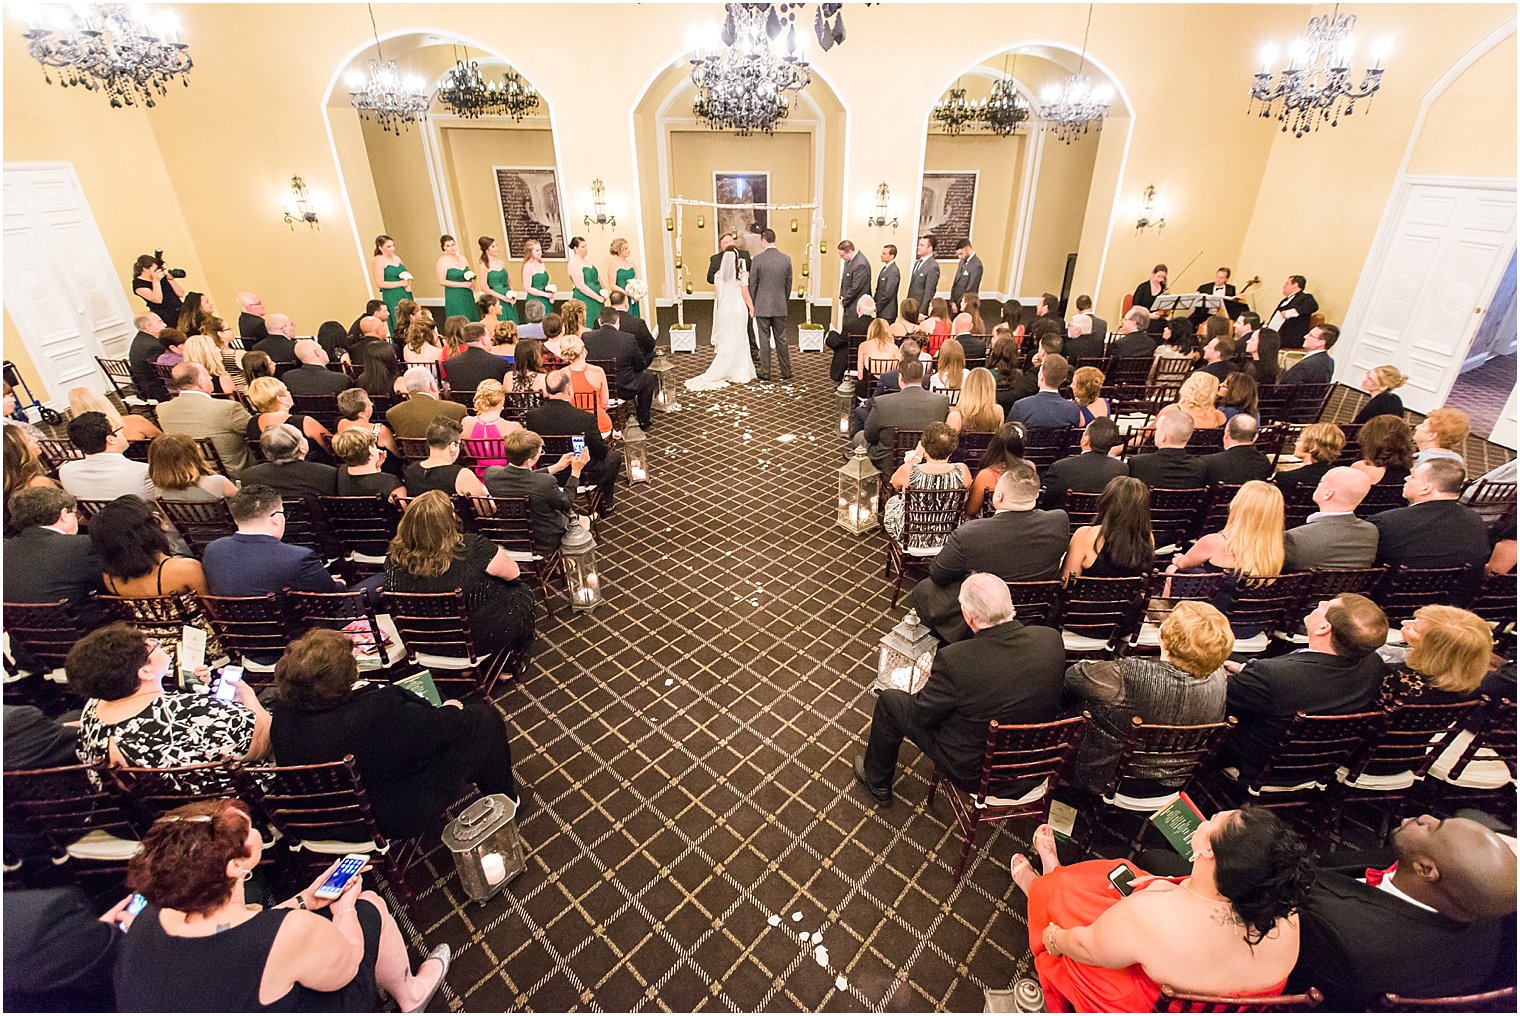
[495,166,567,259]
[714,171,769,254]
[917,171,978,252]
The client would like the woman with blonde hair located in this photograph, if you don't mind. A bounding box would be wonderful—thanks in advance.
[200,316,247,390]
[1355,365,1408,423]
[1378,605,1493,707]
[184,334,237,396]
[1351,414,1415,487]
[148,434,235,501]
[559,335,613,437]
[1274,422,1344,495]
[949,367,1004,434]
[1414,407,1469,466]
[857,317,898,378]
[403,316,443,365]
[1172,480,1285,639]
[930,336,966,395]
[460,379,523,470]
[245,377,333,464]
[491,319,520,360]
[608,237,642,318]
[1160,372,1226,430]
[68,386,159,442]
[951,293,986,337]
[1071,366,1109,424]
[559,297,587,339]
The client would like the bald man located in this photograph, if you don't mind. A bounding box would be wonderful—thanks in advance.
[237,291,268,341]
[280,338,350,395]
[251,312,297,362]
[1290,814,1518,1008]
[1283,466,1379,570]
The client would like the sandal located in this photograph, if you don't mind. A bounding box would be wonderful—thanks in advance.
[1010,853,1036,891]
[403,943,452,1013]
[1032,823,1059,874]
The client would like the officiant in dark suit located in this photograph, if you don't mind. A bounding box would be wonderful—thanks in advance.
[874,244,901,323]
[709,232,756,362]
[907,235,940,308]
[837,240,872,333]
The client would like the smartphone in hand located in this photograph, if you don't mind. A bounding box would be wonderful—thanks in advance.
[314,854,369,900]
[209,665,243,703]
[571,435,586,457]
[1107,864,1137,898]
[118,893,148,930]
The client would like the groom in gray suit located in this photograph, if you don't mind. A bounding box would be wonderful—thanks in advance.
[748,228,793,380]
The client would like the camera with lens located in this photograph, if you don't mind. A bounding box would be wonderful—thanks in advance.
[153,248,187,279]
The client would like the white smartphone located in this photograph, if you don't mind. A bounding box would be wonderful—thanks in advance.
[210,665,243,703]
[313,853,369,901]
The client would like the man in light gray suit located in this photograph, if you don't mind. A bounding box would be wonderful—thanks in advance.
[1284,467,1380,571]
[748,227,793,380]
[907,234,940,309]
[155,362,254,476]
[857,359,950,472]
[950,238,984,313]
[837,240,872,334]
[874,244,901,323]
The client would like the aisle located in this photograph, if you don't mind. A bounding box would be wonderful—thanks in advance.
[399,343,1036,1012]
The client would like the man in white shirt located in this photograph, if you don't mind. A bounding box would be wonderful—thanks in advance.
[57,411,159,502]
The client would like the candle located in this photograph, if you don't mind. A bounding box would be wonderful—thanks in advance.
[480,851,507,885]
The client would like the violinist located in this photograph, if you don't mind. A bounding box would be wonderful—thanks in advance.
[1131,264,1168,311]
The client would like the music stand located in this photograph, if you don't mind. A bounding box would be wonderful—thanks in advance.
[1152,293,1205,314]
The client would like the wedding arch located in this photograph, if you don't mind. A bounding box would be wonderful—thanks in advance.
[664,196,824,326]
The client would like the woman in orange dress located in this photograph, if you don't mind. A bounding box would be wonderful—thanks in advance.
[1014,805,1308,1012]
[557,335,613,437]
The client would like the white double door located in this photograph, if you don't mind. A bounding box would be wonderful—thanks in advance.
[1343,176,1517,422]
[3,162,134,403]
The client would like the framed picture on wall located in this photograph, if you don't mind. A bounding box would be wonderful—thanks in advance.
[714,171,769,254]
[918,171,978,253]
[495,166,567,259]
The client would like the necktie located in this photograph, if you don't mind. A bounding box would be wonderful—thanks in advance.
[1364,862,1397,886]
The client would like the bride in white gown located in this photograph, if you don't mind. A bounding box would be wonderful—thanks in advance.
[685,250,757,390]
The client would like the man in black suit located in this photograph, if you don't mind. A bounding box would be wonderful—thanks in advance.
[906,235,940,309]
[1003,335,1061,409]
[873,244,900,323]
[1062,313,1105,362]
[1110,306,1156,358]
[709,233,756,363]
[239,424,338,498]
[1289,814,1517,1010]
[949,238,983,314]
[1200,414,1273,486]
[236,292,269,342]
[1028,293,1065,346]
[912,464,1069,643]
[1268,274,1319,349]
[1072,294,1106,344]
[608,291,655,364]
[251,312,298,363]
[1220,593,1388,775]
[482,428,588,555]
[1042,418,1128,509]
[525,370,622,513]
[854,573,1065,804]
[583,306,656,429]
[1198,335,1237,381]
[1371,458,1490,570]
[438,323,508,395]
[1278,324,1337,384]
[837,240,872,334]
[1127,411,1206,489]
[280,339,352,396]
[2,487,106,629]
[127,312,169,401]
[1190,268,1236,327]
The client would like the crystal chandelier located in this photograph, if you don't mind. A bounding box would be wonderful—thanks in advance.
[1038,5,1112,144]
[931,83,985,135]
[346,4,429,135]
[689,3,811,135]
[984,70,1031,136]
[20,2,192,109]
[496,69,541,121]
[436,55,498,118]
[1250,6,1388,138]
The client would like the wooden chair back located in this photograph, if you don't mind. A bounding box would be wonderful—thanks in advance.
[156,497,237,556]
[2,600,92,674]
[196,594,291,675]
[1344,700,1484,784]
[1021,427,1074,470]
[3,763,141,871]
[317,495,399,565]
[1100,717,1238,801]
[898,485,969,551]
[1201,483,1247,533]
[1148,487,1210,548]
[1004,579,1062,627]
[1241,710,1388,799]
[1374,987,1515,1012]
[97,593,211,657]
[1439,696,1518,787]
[35,438,84,472]
[1061,489,1103,530]
[1222,572,1314,639]
[232,755,392,858]
[1154,985,1324,1012]
[1108,356,1157,385]
[289,393,341,429]
[110,759,242,821]
[1374,565,1480,625]
[1463,479,1517,527]
[96,356,146,404]
[1061,575,1149,652]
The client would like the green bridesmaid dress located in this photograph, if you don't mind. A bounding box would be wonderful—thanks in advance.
[615,265,640,318]
[528,271,552,316]
[444,266,479,321]
[576,265,603,322]
[382,262,409,334]
[486,267,518,324]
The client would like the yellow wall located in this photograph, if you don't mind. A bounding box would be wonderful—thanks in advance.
[1407,34,1518,178]
[361,119,440,300]
[1022,125,1104,297]
[923,132,1029,292]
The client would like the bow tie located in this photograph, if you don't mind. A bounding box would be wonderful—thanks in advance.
[1364,862,1397,886]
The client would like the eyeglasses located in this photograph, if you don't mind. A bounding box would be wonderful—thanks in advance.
[269,509,285,518]
[144,637,162,653]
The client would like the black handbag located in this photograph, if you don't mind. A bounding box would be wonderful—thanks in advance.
[823,329,846,350]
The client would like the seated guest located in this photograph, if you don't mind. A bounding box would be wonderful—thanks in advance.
[279,339,351,396]
[1028,293,1064,344]
[250,311,297,362]
[240,349,275,386]
[525,370,622,513]
[833,294,876,383]
[517,299,547,340]
[509,338,549,395]
[240,424,338,499]
[148,433,236,502]
[202,484,339,599]
[1242,319,1281,384]
[1377,605,1492,707]
[66,623,269,768]
[3,487,106,628]
[1217,371,1258,421]
[183,333,238,396]
[583,305,656,429]
[1200,414,1273,486]
[1351,413,1416,487]
[67,386,158,442]
[1275,422,1345,496]
[608,290,654,361]
[1283,467,1378,571]
[402,316,444,365]
[856,339,927,436]
[855,573,1065,804]
[460,379,523,471]
[985,332,1023,401]
[1278,324,1337,385]
[1007,334,1061,406]
[357,340,406,398]
[1221,594,1388,774]
[950,292,984,341]
[1062,313,1104,362]
[1011,354,1080,430]
[1153,316,1197,361]
[334,387,402,464]
[1043,418,1128,510]
[127,312,170,401]
[404,417,488,498]
[332,427,403,501]
[1062,475,1154,580]
[947,367,1003,435]
[4,425,59,508]
[1070,365,1109,424]
[483,429,590,555]
[1371,458,1490,569]
[1160,372,1227,431]
[154,327,187,368]
[383,490,535,655]
[889,297,921,339]
[964,421,1028,517]
[1110,306,1155,358]
[1413,406,1469,467]
[929,337,966,395]
[1016,805,1309,1012]
[912,465,1068,643]
[857,318,898,379]
[441,322,510,395]
[385,365,466,439]
[490,319,519,360]
[57,411,159,502]
[1070,294,1104,342]
[1171,481,1285,633]
[1063,600,1231,793]
[1198,335,1237,381]
[1289,813,1518,1011]
[1354,365,1408,423]
[115,799,450,1013]
[317,318,354,363]
[1127,411,1206,490]
[883,422,970,546]
[859,359,949,473]
[245,377,334,465]
[236,291,268,341]
[560,335,614,438]
[923,297,953,352]
[90,495,206,597]
[2,885,123,1012]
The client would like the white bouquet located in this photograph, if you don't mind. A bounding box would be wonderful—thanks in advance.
[398,271,413,281]
[625,279,648,302]
[546,283,558,293]
[463,270,476,282]
[505,290,518,301]
[599,289,610,300]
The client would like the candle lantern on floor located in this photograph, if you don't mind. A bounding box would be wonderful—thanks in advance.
[622,420,650,483]
[835,376,856,436]
[441,794,525,903]
[561,524,603,611]
[874,608,937,694]
[648,347,673,411]
[836,445,880,533]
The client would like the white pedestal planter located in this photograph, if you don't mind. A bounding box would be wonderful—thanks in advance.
[669,324,697,353]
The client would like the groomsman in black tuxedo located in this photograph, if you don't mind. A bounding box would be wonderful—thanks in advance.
[874,244,901,323]
[907,234,940,308]
[837,240,871,333]
[709,232,757,363]
[1268,274,1319,348]
[950,238,983,313]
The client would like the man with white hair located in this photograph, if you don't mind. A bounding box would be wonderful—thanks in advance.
[239,424,338,498]
[384,365,466,439]
[1062,311,1104,362]
[1111,305,1156,358]
[251,312,297,362]
[854,572,1066,805]
[127,311,169,401]
[281,338,350,395]
[237,292,268,341]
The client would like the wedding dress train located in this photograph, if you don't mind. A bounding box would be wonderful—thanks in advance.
[685,250,757,391]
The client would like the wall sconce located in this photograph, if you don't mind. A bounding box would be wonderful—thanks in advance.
[282,175,319,230]
[801,263,809,277]
[819,239,827,254]
[674,252,683,270]
[665,216,674,231]
[1135,184,1166,234]
[790,218,799,232]
[583,178,616,229]
[696,214,705,229]
[866,182,898,229]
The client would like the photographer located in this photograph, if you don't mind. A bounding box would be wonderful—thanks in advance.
[131,251,187,325]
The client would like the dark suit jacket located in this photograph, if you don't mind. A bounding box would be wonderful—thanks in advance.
[1111,330,1156,358]
[385,393,466,439]
[1222,650,1384,774]
[1289,870,1510,1010]
[861,386,950,472]
[949,254,983,308]
[912,510,1070,641]
[439,347,509,395]
[1272,291,1319,348]
[482,463,575,554]
[614,311,656,364]
[1199,359,1234,381]
[524,400,608,464]
[707,248,751,284]
[127,330,169,401]
[1371,500,1490,570]
[840,252,871,330]
[250,334,297,363]
[2,527,106,628]
[1011,391,1081,430]
[1279,350,1334,385]
[1284,513,1380,571]
[1087,314,1110,341]
[582,326,650,393]
[1062,332,1104,362]
[1127,448,1207,490]
[907,256,940,308]
[281,363,352,396]
[239,460,338,499]
[238,312,269,342]
[874,262,900,322]
[1043,452,1129,508]
[956,333,988,361]
[1200,444,1274,486]
[895,619,1065,788]
[202,532,338,598]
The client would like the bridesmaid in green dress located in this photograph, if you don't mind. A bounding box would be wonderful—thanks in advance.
[522,239,553,317]
[371,234,412,336]
[567,235,604,323]
[609,237,642,318]
[477,236,518,324]
[436,235,479,322]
